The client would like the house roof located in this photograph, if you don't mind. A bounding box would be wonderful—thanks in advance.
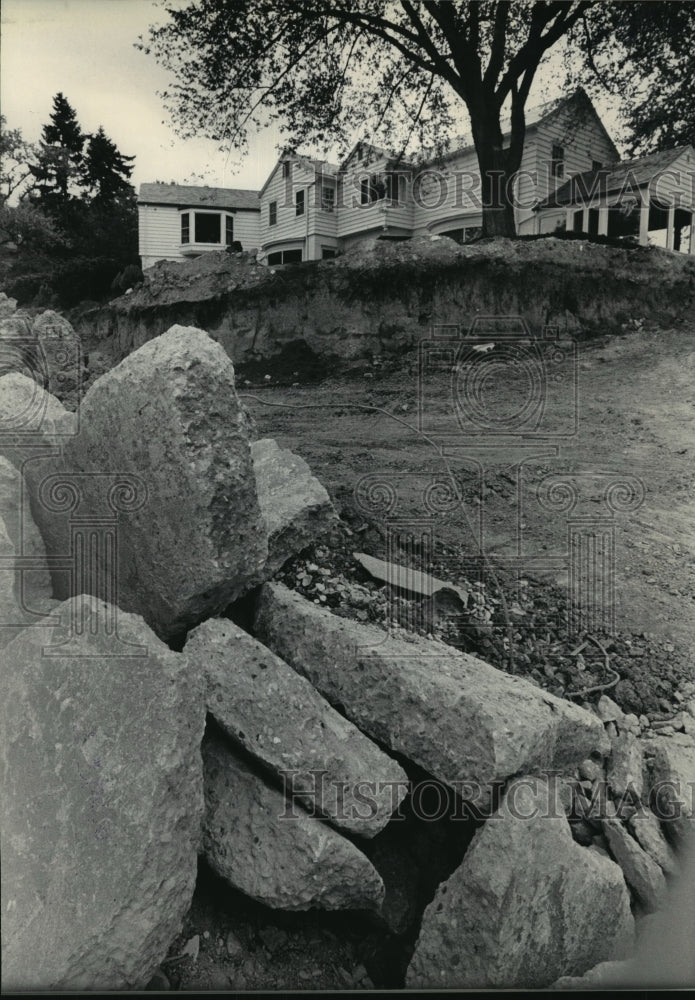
[257,152,339,198]
[423,88,618,167]
[535,145,693,210]
[138,183,260,211]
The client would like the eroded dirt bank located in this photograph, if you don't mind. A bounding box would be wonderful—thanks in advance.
[76,237,695,373]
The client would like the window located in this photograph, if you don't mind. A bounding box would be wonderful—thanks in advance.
[295,189,305,216]
[440,226,481,245]
[269,200,277,226]
[267,248,303,265]
[384,172,404,204]
[282,160,292,179]
[360,175,381,204]
[180,210,236,248]
[321,185,335,212]
[591,159,602,172]
[588,208,599,236]
[195,213,221,243]
[551,143,565,179]
[321,247,337,259]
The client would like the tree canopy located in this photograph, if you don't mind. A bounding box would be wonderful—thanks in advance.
[31,92,85,210]
[572,1,695,156]
[83,127,136,203]
[2,95,139,307]
[0,116,37,205]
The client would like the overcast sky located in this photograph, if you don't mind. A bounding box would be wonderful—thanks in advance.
[1,0,624,194]
[1,0,286,191]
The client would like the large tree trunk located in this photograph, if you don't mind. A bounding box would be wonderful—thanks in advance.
[471,102,521,240]
[481,197,517,238]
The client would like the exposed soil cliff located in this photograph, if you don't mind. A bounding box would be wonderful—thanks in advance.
[76,236,695,373]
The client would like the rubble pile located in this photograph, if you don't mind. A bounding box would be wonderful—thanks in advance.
[1,313,693,990]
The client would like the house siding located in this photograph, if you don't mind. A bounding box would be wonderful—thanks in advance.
[336,155,415,239]
[139,203,261,270]
[260,159,338,258]
[532,100,619,210]
[143,93,667,265]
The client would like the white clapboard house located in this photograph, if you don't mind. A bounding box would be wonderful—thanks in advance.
[137,90,695,268]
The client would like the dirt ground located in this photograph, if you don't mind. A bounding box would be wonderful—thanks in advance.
[240,321,694,654]
[165,319,695,992]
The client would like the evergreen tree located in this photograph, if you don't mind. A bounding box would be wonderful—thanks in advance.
[83,127,135,203]
[30,93,85,214]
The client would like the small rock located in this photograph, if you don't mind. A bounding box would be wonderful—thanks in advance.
[603,819,668,913]
[607,732,644,800]
[645,733,695,848]
[570,819,595,846]
[598,695,624,725]
[226,931,244,959]
[258,925,287,952]
[252,438,338,577]
[627,811,679,876]
[0,292,18,317]
[624,714,641,735]
[181,935,199,962]
[579,759,603,783]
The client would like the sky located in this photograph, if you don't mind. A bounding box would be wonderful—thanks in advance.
[1,0,625,195]
[1,0,285,191]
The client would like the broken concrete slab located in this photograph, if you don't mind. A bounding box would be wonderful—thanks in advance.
[644,733,695,849]
[252,438,337,577]
[27,326,267,641]
[603,819,668,913]
[202,731,384,912]
[627,810,679,876]
[353,551,469,606]
[607,731,644,800]
[185,618,408,837]
[0,456,54,646]
[253,583,609,797]
[406,777,634,989]
[0,597,205,990]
